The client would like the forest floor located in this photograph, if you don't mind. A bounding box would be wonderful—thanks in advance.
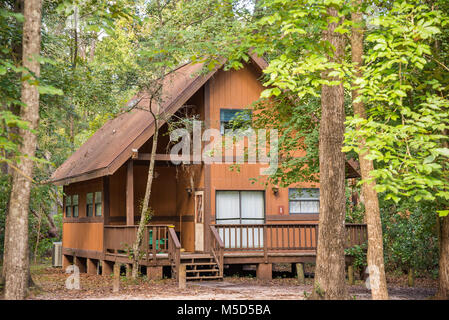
[6,263,437,300]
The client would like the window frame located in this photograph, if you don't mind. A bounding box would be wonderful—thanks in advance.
[65,195,72,217]
[72,194,79,217]
[215,190,266,224]
[86,192,94,217]
[288,188,320,215]
[219,109,252,135]
[94,191,102,217]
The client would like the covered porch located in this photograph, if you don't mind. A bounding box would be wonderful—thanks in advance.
[104,142,205,253]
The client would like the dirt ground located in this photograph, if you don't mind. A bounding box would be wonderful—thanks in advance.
[14,264,437,300]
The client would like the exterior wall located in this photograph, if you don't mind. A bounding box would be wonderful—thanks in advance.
[206,64,319,225]
[135,165,178,223]
[176,164,205,252]
[173,87,205,251]
[62,223,104,252]
[109,165,126,221]
[62,178,104,252]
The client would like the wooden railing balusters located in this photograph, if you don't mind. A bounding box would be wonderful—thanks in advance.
[209,225,224,277]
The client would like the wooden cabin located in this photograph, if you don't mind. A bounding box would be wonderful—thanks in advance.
[49,54,366,281]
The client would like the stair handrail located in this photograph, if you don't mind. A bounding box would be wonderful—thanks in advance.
[209,225,224,277]
[167,227,181,281]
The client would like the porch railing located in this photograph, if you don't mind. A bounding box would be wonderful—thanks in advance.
[168,227,181,280]
[214,223,367,253]
[103,224,173,264]
[209,225,224,277]
[345,223,368,247]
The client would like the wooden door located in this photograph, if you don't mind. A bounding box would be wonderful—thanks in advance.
[194,191,204,252]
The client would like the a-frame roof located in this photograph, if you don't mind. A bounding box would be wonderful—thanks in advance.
[50,54,268,185]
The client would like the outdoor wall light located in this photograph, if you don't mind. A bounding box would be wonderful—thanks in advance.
[186,188,193,196]
[272,187,279,196]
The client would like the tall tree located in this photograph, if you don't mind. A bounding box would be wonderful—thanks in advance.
[1,0,24,284]
[4,0,42,299]
[350,0,388,299]
[312,5,347,300]
[437,130,449,298]
[343,0,449,299]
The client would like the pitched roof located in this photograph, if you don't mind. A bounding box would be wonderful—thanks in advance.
[50,54,267,185]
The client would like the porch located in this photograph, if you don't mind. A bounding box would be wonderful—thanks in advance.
[98,222,367,281]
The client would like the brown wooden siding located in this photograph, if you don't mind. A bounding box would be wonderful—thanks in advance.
[108,165,126,220]
[62,222,103,252]
[207,65,319,223]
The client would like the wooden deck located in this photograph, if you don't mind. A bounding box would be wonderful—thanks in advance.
[62,223,367,281]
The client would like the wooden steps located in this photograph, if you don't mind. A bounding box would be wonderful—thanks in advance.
[181,253,223,281]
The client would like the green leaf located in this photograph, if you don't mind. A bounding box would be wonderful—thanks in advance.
[437,210,449,217]
[37,85,63,96]
[435,148,449,157]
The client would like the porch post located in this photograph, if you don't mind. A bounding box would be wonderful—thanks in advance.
[103,176,110,225]
[126,160,134,226]
[203,81,212,252]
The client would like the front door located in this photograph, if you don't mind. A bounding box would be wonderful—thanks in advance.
[194,191,204,252]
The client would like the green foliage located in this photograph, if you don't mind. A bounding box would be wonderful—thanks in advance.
[380,197,439,275]
[0,174,11,260]
[343,1,449,208]
[345,243,367,274]
[250,95,320,187]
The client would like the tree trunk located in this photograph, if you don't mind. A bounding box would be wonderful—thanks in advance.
[436,129,449,299]
[131,103,159,279]
[312,6,347,300]
[4,0,42,300]
[2,0,24,284]
[351,0,389,300]
[437,215,449,299]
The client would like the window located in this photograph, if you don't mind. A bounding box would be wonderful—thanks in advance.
[65,195,72,217]
[86,192,93,217]
[95,191,102,216]
[289,188,320,214]
[216,191,265,224]
[72,195,79,217]
[216,191,265,248]
[220,109,252,135]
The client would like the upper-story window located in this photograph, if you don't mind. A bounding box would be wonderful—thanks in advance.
[86,192,94,217]
[72,195,79,217]
[95,191,102,216]
[65,196,72,217]
[289,188,320,214]
[220,109,252,135]
[65,194,79,218]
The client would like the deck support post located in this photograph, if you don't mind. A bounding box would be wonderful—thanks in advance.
[178,264,186,289]
[408,268,414,287]
[62,254,72,270]
[102,260,113,276]
[296,263,305,284]
[113,263,121,293]
[126,160,134,226]
[74,256,86,273]
[146,266,163,280]
[256,263,272,281]
[87,258,97,275]
[126,264,132,278]
[348,265,355,285]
